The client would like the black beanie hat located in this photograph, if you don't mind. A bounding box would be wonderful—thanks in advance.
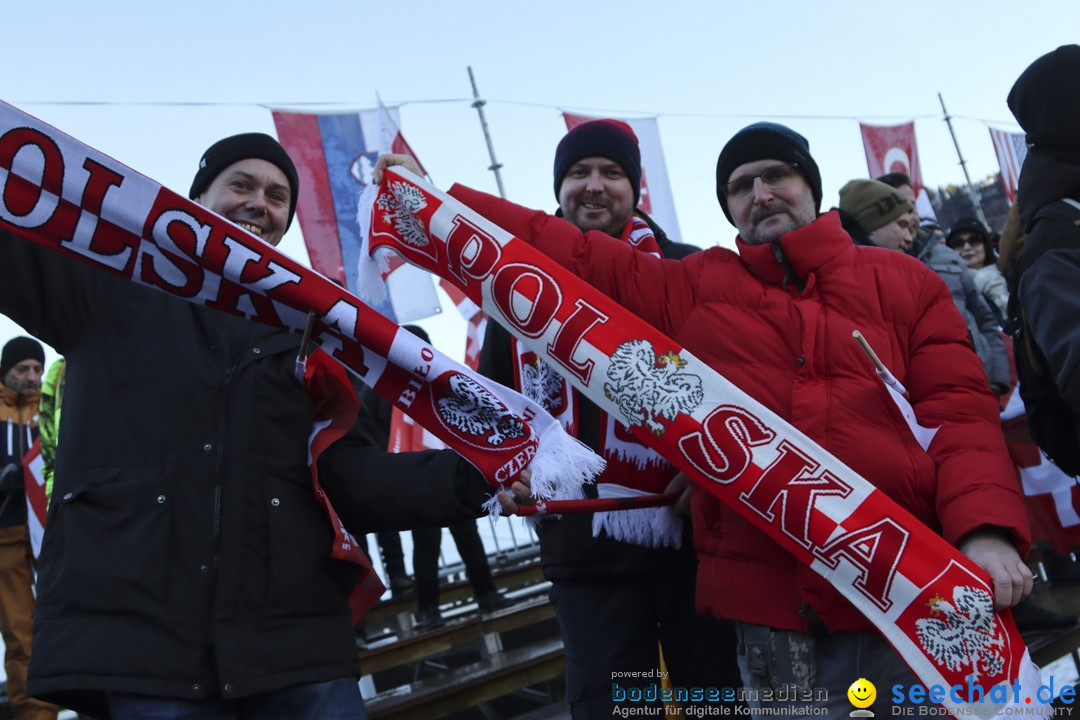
[188,133,300,230]
[1008,45,1080,161]
[553,119,642,204]
[946,217,990,244]
[1,336,45,378]
[714,122,823,225]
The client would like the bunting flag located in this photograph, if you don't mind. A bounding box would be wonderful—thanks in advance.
[989,128,1028,205]
[563,112,682,241]
[301,347,385,623]
[271,105,440,322]
[859,121,936,219]
[0,101,602,528]
[21,437,47,561]
[1001,384,1080,554]
[360,167,1047,717]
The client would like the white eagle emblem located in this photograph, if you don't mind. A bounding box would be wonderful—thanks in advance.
[915,586,1005,681]
[375,181,429,249]
[437,373,527,447]
[603,340,703,436]
[520,358,564,412]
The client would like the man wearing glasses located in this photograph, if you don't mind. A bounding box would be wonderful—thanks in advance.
[417,121,1031,714]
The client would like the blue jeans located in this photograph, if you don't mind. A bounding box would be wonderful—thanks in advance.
[105,678,366,720]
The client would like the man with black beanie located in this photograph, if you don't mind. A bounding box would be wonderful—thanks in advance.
[383,119,1032,715]
[0,335,59,720]
[475,119,740,718]
[0,135,495,720]
[1005,44,1080,474]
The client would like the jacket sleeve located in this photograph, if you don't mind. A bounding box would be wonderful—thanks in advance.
[317,421,491,534]
[0,229,102,353]
[975,266,1010,319]
[447,184,700,336]
[1019,247,1080,414]
[960,269,1010,394]
[904,271,1030,554]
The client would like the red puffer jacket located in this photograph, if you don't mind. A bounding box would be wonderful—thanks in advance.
[449,185,1030,633]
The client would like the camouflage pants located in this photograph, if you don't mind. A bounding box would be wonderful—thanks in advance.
[735,622,924,716]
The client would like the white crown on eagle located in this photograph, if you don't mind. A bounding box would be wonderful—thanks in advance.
[916,585,1006,681]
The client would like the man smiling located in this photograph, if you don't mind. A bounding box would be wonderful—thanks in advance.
[188,133,300,247]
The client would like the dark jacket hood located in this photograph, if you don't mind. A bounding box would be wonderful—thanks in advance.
[1017,150,1080,232]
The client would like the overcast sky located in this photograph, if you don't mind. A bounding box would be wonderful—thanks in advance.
[3,0,1077,366]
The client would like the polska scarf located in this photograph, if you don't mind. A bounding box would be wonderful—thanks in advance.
[360,167,1046,717]
[510,216,683,547]
[0,102,602,527]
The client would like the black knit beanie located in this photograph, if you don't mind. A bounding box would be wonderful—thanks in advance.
[553,119,642,204]
[1008,44,1080,161]
[715,122,823,225]
[1,337,45,378]
[946,217,990,244]
[188,133,300,230]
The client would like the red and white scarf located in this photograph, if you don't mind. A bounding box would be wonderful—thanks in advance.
[508,217,682,547]
[0,102,602,525]
[360,167,1046,717]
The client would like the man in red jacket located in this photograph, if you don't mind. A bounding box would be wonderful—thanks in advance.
[375,122,1032,714]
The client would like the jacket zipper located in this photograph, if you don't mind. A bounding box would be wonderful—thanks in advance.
[210,364,236,568]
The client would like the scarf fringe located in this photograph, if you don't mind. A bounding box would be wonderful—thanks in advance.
[356,184,389,304]
[481,492,504,518]
[592,504,683,549]
[480,424,603,519]
[529,423,603,502]
[993,649,1049,715]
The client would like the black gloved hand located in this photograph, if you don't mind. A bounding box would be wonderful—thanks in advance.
[0,463,24,494]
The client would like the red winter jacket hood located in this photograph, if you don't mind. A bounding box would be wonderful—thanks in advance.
[449,185,1030,633]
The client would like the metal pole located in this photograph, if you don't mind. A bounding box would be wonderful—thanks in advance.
[467,66,507,199]
[938,92,989,227]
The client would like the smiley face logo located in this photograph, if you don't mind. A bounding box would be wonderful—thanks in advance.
[847,678,876,709]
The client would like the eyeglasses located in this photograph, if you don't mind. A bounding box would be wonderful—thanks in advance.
[720,163,801,201]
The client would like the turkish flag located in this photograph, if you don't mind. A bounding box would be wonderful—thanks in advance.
[859,121,925,198]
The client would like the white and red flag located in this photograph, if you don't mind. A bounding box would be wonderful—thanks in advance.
[1001,384,1080,553]
[859,121,935,219]
[21,437,47,561]
[989,127,1028,205]
[563,112,682,241]
[272,104,440,322]
[301,347,385,622]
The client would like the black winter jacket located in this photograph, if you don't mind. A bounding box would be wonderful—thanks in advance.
[0,233,486,718]
[1014,151,1080,417]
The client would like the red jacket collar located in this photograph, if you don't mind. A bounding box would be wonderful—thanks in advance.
[735,211,851,286]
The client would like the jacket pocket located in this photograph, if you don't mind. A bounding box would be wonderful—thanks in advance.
[263,476,354,617]
[39,466,173,619]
